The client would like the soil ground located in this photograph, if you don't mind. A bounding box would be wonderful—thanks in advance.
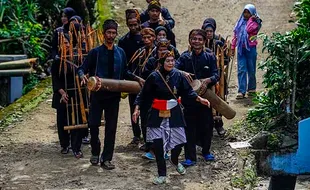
[1,0,309,189]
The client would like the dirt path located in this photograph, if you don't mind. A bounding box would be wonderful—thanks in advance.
[1,0,308,190]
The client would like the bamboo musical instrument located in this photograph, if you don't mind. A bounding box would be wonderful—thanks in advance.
[76,75,87,124]
[87,77,236,119]
[220,47,225,99]
[71,97,76,125]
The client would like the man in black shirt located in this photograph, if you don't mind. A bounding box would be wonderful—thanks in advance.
[118,9,144,145]
[141,1,176,47]
[78,19,141,170]
[140,0,175,29]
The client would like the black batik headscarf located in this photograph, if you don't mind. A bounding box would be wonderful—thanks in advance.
[158,50,175,76]
[202,18,217,31]
[62,7,76,31]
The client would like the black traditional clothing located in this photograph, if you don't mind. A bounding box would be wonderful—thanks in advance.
[176,50,219,161]
[77,43,128,163]
[118,32,144,140]
[135,68,198,176]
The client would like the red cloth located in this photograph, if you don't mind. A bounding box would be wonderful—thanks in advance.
[152,98,181,110]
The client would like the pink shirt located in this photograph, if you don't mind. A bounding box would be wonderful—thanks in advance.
[232,17,260,50]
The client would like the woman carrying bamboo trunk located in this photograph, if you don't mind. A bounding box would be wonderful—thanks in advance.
[132,50,210,185]
[231,4,262,99]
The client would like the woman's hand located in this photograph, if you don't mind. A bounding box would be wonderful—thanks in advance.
[59,89,69,104]
[132,106,140,123]
[196,96,210,107]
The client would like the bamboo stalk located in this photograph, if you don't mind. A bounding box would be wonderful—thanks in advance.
[76,75,87,124]
[220,47,225,99]
[71,97,76,125]
[87,77,236,119]
[0,58,37,70]
[0,68,33,76]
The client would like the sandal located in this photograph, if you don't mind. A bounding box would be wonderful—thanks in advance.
[247,90,256,97]
[100,161,115,170]
[215,120,226,136]
[90,155,99,165]
[176,163,186,175]
[203,153,215,161]
[73,151,83,159]
[142,152,155,160]
[61,147,69,154]
[181,159,196,167]
[236,93,245,99]
[153,176,167,185]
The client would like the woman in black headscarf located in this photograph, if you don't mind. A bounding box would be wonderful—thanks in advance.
[133,50,210,184]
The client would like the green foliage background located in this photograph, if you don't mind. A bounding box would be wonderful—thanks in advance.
[246,0,310,140]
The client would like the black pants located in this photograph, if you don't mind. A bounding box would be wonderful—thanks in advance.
[153,139,183,177]
[56,104,82,152]
[129,94,141,138]
[140,106,152,152]
[184,105,213,161]
[89,96,120,162]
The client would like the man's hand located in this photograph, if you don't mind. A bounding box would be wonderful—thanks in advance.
[196,96,210,107]
[132,106,140,123]
[201,78,212,88]
[158,19,166,26]
[80,74,88,86]
[181,71,195,83]
[59,89,69,104]
[231,48,235,57]
[135,76,145,87]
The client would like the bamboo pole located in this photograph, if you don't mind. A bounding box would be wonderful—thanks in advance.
[220,47,225,99]
[0,68,33,76]
[0,58,37,70]
[87,77,236,119]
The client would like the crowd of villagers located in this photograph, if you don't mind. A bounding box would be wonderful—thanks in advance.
[51,0,262,185]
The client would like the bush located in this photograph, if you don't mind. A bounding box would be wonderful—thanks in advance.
[247,0,310,134]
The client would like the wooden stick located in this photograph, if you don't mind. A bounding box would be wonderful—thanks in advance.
[76,75,87,123]
[220,47,225,99]
[64,124,87,130]
[71,97,76,125]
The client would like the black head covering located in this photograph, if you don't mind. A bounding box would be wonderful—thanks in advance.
[103,19,118,32]
[148,0,161,11]
[125,9,141,23]
[155,26,167,36]
[62,7,76,21]
[69,15,82,23]
[202,18,217,31]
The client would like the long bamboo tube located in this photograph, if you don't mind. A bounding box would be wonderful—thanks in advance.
[0,69,33,77]
[220,47,225,99]
[87,77,236,119]
[0,58,37,70]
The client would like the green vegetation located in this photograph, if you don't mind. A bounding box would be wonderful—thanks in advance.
[245,0,310,145]
[0,78,52,129]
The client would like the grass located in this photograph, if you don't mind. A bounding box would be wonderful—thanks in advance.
[0,77,52,130]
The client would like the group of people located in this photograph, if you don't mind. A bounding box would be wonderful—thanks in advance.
[51,0,262,185]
